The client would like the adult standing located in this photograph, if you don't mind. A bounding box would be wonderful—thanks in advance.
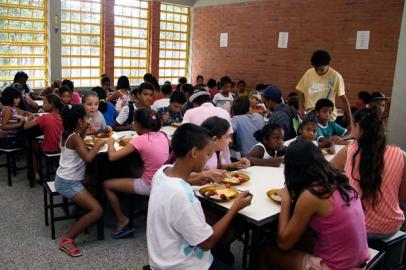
[296,50,352,126]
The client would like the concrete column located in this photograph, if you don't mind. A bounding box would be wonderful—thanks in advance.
[102,0,114,82]
[149,0,161,78]
[388,2,406,150]
[47,0,61,83]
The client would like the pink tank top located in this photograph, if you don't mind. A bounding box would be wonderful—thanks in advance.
[0,106,18,138]
[310,190,370,269]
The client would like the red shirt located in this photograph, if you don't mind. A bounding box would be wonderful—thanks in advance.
[151,95,163,104]
[37,113,63,153]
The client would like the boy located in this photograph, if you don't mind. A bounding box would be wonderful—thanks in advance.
[213,76,234,113]
[157,91,187,126]
[315,98,351,145]
[114,82,153,131]
[236,80,249,97]
[151,82,172,111]
[147,124,252,269]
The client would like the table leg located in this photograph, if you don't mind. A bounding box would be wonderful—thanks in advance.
[248,227,263,270]
[95,155,104,240]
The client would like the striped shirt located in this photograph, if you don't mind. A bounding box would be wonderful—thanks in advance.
[345,141,405,234]
[0,106,19,138]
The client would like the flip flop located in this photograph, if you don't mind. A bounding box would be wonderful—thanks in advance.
[112,226,135,239]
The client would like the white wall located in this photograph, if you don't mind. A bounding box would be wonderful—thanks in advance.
[388,1,406,149]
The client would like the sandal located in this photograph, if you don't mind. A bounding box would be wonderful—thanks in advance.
[58,236,82,257]
[112,226,135,239]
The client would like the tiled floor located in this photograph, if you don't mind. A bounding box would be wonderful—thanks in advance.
[0,155,245,269]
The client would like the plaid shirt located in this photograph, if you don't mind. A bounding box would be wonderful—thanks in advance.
[268,103,297,140]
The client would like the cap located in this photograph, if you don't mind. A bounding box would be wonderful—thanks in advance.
[189,89,210,103]
[248,90,261,101]
[261,85,282,103]
[370,91,389,101]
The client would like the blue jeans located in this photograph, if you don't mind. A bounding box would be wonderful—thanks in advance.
[54,175,84,199]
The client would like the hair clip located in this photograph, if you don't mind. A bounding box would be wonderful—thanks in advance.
[151,114,156,120]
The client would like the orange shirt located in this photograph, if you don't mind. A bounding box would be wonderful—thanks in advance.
[345,141,405,234]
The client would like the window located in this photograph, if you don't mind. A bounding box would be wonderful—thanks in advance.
[159,3,189,84]
[61,0,102,87]
[0,0,47,88]
[114,0,149,86]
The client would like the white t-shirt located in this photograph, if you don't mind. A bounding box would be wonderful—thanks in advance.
[115,103,137,125]
[147,165,214,270]
[212,92,234,113]
[151,98,170,111]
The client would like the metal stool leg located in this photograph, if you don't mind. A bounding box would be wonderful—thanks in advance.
[43,185,49,226]
[50,193,56,240]
[6,153,12,187]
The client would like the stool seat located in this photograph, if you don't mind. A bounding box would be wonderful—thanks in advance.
[369,231,406,269]
[45,181,57,193]
[35,135,44,141]
[0,147,23,152]
[0,147,26,186]
[367,247,385,270]
[44,152,61,158]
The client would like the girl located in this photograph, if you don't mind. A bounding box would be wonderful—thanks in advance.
[107,76,131,111]
[246,123,284,167]
[101,74,114,95]
[331,108,406,239]
[248,90,267,115]
[55,104,106,257]
[207,78,219,99]
[82,92,112,135]
[230,96,265,155]
[24,94,64,154]
[261,141,370,270]
[284,119,335,154]
[0,87,25,149]
[59,86,72,105]
[103,108,170,238]
[92,87,118,127]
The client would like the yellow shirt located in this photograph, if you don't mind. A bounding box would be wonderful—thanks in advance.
[296,67,345,112]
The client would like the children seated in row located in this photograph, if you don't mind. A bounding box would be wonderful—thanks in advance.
[0,86,25,149]
[151,82,172,111]
[55,104,106,257]
[157,91,187,126]
[331,108,405,239]
[231,96,265,155]
[213,76,234,113]
[261,140,369,269]
[24,94,63,154]
[315,98,351,145]
[246,123,284,167]
[82,92,112,135]
[261,85,298,140]
[115,83,154,130]
[92,87,118,127]
[147,123,252,269]
[104,108,170,238]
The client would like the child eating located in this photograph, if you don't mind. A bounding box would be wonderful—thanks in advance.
[147,123,252,269]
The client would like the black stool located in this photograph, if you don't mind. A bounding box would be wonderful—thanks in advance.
[128,194,149,228]
[0,147,26,186]
[369,231,406,269]
[38,151,60,182]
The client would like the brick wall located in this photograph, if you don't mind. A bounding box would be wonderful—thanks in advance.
[191,0,404,105]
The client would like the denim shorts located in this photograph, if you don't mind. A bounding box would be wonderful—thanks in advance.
[54,175,84,199]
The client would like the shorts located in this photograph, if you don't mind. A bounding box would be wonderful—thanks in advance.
[55,175,84,199]
[133,178,151,196]
[303,254,331,270]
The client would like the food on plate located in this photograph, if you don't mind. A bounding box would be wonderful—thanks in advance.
[116,137,132,146]
[222,172,250,185]
[199,185,239,202]
[83,137,95,148]
[171,122,182,128]
[95,132,112,138]
[267,189,282,203]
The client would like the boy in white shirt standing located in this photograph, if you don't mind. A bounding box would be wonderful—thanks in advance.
[147,123,252,269]
[213,76,234,113]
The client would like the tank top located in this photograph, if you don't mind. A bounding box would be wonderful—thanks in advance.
[250,143,272,159]
[310,190,370,269]
[0,106,19,138]
[56,133,86,181]
[345,141,405,234]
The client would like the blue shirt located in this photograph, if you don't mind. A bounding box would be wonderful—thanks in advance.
[316,121,347,141]
[231,113,265,155]
[102,102,118,127]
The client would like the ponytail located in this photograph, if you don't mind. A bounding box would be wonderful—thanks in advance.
[61,104,86,140]
[44,93,64,113]
[134,108,161,132]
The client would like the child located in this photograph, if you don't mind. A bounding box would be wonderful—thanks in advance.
[331,109,406,239]
[231,96,265,155]
[92,86,118,127]
[151,83,172,111]
[147,123,252,269]
[103,108,169,238]
[207,78,219,99]
[82,92,112,135]
[261,140,370,269]
[107,76,131,111]
[284,119,335,154]
[0,87,25,149]
[245,123,284,167]
[61,79,81,104]
[180,83,194,113]
[115,83,153,131]
[24,94,64,153]
[59,86,72,105]
[157,90,187,126]
[356,91,371,110]
[236,80,249,97]
[196,74,204,85]
[315,98,351,145]
[212,76,234,113]
[248,90,267,115]
[55,104,106,257]
[369,91,389,115]
[101,74,114,95]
